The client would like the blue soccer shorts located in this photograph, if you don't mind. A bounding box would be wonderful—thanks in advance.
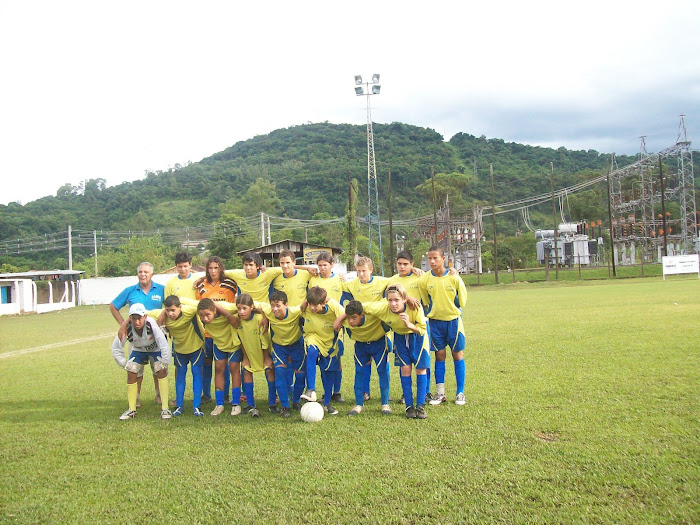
[428,318,465,352]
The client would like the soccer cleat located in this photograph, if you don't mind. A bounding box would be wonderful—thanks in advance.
[173,406,184,416]
[230,405,241,416]
[280,407,291,418]
[292,402,302,411]
[210,404,225,416]
[249,407,260,418]
[415,405,428,419]
[362,392,371,402]
[300,389,317,402]
[154,394,162,405]
[324,404,339,415]
[169,399,177,407]
[201,395,212,404]
[398,395,405,405]
[348,405,363,416]
[269,405,280,414]
[161,409,173,420]
[119,409,137,420]
[381,404,393,415]
[135,396,142,409]
[425,392,433,402]
[455,392,466,406]
[429,393,446,406]
[405,406,416,419]
[331,392,345,403]
[193,407,204,417]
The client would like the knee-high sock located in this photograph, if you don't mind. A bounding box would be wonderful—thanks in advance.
[267,376,278,406]
[286,359,294,396]
[416,374,427,406]
[321,370,335,406]
[354,363,370,406]
[435,359,446,385]
[215,389,224,406]
[243,381,255,407]
[127,382,138,411]
[334,368,342,394]
[306,346,319,391]
[377,361,390,405]
[202,361,213,398]
[363,365,372,395]
[224,365,231,399]
[400,375,413,408]
[175,364,187,407]
[454,358,465,394]
[293,371,306,403]
[426,366,431,393]
[157,377,169,410]
[191,363,203,409]
[231,386,241,406]
[274,368,289,408]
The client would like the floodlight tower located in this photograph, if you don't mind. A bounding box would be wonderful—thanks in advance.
[354,73,384,274]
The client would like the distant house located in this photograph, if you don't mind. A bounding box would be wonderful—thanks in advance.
[0,270,84,315]
[236,239,343,267]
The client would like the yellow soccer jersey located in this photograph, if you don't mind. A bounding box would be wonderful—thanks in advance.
[225,268,282,304]
[272,270,311,306]
[202,302,241,352]
[302,299,344,357]
[151,304,204,354]
[386,272,422,301]
[418,269,468,321]
[237,312,272,373]
[342,311,386,343]
[363,300,427,337]
[308,274,344,303]
[342,275,389,303]
[164,274,199,301]
[256,302,303,346]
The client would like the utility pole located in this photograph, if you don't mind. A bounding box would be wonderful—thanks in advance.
[606,157,617,277]
[387,169,395,275]
[490,164,498,283]
[68,224,73,270]
[550,162,559,279]
[431,166,438,245]
[93,230,98,277]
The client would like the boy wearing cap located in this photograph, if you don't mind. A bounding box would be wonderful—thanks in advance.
[112,303,172,420]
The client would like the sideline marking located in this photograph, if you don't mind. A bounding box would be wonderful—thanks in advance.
[0,333,113,359]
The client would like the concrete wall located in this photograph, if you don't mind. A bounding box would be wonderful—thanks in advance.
[78,274,172,306]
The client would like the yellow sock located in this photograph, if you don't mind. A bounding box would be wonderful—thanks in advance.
[158,377,169,410]
[127,382,138,411]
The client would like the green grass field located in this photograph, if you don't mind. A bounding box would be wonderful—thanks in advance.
[1,278,699,524]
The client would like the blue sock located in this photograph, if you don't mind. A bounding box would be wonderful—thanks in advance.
[400,375,413,407]
[215,389,224,406]
[192,363,203,409]
[286,361,294,397]
[306,346,319,391]
[354,363,369,406]
[363,365,371,395]
[426,366,431,393]
[454,359,465,394]
[321,371,334,406]
[175,363,187,407]
[416,374,427,406]
[435,360,446,385]
[267,377,277,406]
[334,368,342,394]
[243,381,255,407]
[274,368,289,408]
[224,365,231,400]
[202,361,212,398]
[231,386,241,406]
[378,361,390,405]
[293,371,305,403]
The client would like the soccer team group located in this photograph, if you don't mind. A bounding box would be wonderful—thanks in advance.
[110,246,468,421]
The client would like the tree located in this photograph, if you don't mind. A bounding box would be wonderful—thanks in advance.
[245,178,283,215]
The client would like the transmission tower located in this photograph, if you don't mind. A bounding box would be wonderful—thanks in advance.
[354,74,384,273]
[676,115,697,252]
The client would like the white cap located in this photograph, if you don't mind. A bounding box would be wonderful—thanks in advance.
[128,303,147,317]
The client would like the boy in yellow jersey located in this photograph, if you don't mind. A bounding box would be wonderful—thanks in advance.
[300,286,344,415]
[196,298,243,416]
[363,284,430,419]
[154,295,206,416]
[224,252,282,304]
[113,303,172,420]
[418,246,468,406]
[332,300,391,416]
[255,290,306,414]
[307,251,346,403]
[164,252,198,301]
[272,249,312,307]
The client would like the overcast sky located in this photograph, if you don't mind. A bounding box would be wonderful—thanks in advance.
[1,0,698,205]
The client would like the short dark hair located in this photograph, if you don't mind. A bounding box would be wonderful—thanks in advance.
[428,245,444,257]
[175,252,192,265]
[197,298,216,312]
[345,300,364,317]
[242,252,263,267]
[279,249,295,261]
[270,290,288,304]
[396,250,414,263]
[306,286,327,305]
[164,295,181,307]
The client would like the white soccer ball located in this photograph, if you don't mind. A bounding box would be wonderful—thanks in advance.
[300,401,324,423]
